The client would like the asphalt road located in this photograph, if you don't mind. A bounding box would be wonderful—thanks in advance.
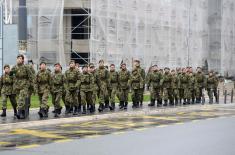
[1,116,235,155]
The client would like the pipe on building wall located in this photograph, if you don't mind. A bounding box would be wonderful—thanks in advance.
[18,0,27,56]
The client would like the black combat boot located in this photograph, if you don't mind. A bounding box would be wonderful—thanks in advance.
[105,100,109,109]
[187,99,190,105]
[90,104,95,113]
[119,101,124,110]
[209,98,213,104]
[175,99,178,106]
[163,100,168,106]
[124,102,128,110]
[73,106,79,115]
[82,106,87,114]
[69,106,73,114]
[140,101,143,107]
[54,109,59,118]
[38,108,43,118]
[157,100,161,107]
[136,102,140,108]
[0,109,6,117]
[148,99,155,107]
[65,105,70,115]
[132,102,137,108]
[13,107,17,117]
[109,103,115,111]
[183,99,187,105]
[98,103,104,112]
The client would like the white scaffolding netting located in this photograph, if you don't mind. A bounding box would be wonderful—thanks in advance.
[221,0,235,76]
[90,0,235,76]
[90,0,209,70]
[27,0,66,67]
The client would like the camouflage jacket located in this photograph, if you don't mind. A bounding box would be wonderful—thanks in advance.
[146,71,162,89]
[78,72,94,92]
[118,69,130,89]
[129,71,144,90]
[10,64,34,93]
[108,71,119,89]
[0,73,13,95]
[64,68,80,91]
[51,71,64,93]
[160,72,173,89]
[36,69,52,94]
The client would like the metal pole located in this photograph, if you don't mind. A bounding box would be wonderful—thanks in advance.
[224,90,227,104]
[231,89,234,103]
[18,0,27,55]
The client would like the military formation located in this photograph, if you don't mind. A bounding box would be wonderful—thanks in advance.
[0,54,219,119]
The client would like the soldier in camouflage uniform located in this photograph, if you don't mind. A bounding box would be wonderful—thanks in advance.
[129,68,144,108]
[134,60,145,107]
[188,70,196,104]
[213,71,219,103]
[0,65,17,117]
[108,64,119,110]
[78,65,94,114]
[178,68,191,104]
[189,67,196,104]
[51,63,64,117]
[64,60,80,115]
[10,54,34,119]
[118,63,130,109]
[96,60,110,112]
[206,70,217,104]
[89,63,98,113]
[25,60,36,115]
[147,65,162,107]
[160,67,173,106]
[171,69,180,105]
[194,67,206,103]
[35,62,52,118]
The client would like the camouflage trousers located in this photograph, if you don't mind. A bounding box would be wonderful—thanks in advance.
[131,89,141,103]
[172,88,179,100]
[65,90,78,107]
[150,87,162,100]
[207,88,214,102]
[1,94,17,109]
[38,89,50,110]
[196,87,203,99]
[80,91,92,106]
[139,88,144,103]
[108,86,118,103]
[162,88,173,101]
[119,88,129,102]
[98,85,109,104]
[179,88,191,100]
[16,88,29,110]
[51,91,62,110]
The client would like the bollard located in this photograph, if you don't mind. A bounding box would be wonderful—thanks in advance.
[224,90,227,104]
[231,89,234,103]
[217,89,220,104]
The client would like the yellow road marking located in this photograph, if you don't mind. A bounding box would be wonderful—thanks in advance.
[54,139,72,143]
[158,125,168,128]
[11,129,66,139]
[174,122,184,125]
[143,116,178,121]
[0,142,10,145]
[113,132,125,135]
[74,130,101,134]
[16,144,40,149]
[135,128,147,131]
[85,135,101,139]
